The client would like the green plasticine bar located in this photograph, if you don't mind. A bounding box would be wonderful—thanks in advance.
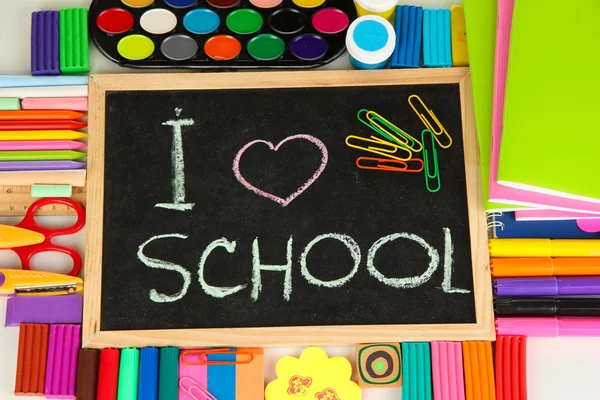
[31,184,72,198]
[0,98,20,110]
[402,342,433,400]
[118,347,140,400]
[159,347,179,400]
[59,8,90,74]
[0,150,85,161]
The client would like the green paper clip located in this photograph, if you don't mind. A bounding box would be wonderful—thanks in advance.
[422,129,440,193]
[402,342,433,400]
[356,109,421,152]
[59,8,90,74]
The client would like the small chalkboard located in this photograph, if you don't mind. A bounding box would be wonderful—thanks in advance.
[83,69,493,348]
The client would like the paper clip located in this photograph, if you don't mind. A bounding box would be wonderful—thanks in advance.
[422,129,441,192]
[180,348,253,366]
[408,95,452,149]
[356,157,424,173]
[345,135,412,161]
[179,377,218,400]
[358,109,423,152]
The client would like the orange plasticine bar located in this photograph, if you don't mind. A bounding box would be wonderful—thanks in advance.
[463,341,495,400]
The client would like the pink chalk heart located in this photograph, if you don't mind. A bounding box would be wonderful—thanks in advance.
[577,219,600,233]
[233,134,328,207]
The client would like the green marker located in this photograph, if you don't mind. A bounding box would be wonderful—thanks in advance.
[0,150,85,161]
[159,347,179,400]
[118,347,140,400]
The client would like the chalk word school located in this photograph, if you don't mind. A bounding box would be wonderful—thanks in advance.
[136,118,470,304]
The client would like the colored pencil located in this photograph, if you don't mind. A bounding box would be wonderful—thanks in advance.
[0,85,87,98]
[0,160,85,171]
[0,170,86,186]
[22,97,87,111]
[0,150,85,161]
[0,140,86,151]
[0,120,86,130]
[0,130,87,140]
[0,75,88,88]
[0,110,86,120]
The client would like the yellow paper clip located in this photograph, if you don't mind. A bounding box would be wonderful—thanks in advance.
[345,135,412,161]
[179,377,218,400]
[356,156,424,172]
[363,110,422,152]
[422,129,441,192]
[408,94,452,149]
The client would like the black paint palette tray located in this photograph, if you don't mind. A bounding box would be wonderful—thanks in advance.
[88,0,356,69]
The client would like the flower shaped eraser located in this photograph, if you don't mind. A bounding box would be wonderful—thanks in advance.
[265,347,362,400]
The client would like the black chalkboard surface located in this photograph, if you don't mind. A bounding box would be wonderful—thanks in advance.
[84,69,493,347]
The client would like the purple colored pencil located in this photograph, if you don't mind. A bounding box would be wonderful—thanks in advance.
[45,324,80,399]
[495,277,600,296]
[31,11,60,75]
[0,160,85,171]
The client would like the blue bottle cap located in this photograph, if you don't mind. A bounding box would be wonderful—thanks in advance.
[346,15,396,65]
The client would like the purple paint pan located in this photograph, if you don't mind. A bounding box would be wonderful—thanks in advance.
[290,34,329,61]
[31,11,60,75]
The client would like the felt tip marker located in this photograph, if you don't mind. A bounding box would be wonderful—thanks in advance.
[495,297,600,317]
[489,238,600,257]
[490,257,600,277]
[495,317,600,337]
[0,120,86,130]
[494,277,600,296]
[0,110,86,120]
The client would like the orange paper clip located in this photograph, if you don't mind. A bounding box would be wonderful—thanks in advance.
[179,377,217,400]
[180,348,254,366]
[408,94,452,149]
[356,157,424,172]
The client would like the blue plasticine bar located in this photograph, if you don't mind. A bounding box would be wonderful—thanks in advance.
[423,9,452,67]
[31,11,60,75]
[391,5,423,68]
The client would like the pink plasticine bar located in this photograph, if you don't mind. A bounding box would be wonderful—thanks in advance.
[45,324,81,399]
[431,342,465,400]
[0,169,85,186]
[21,97,88,111]
[496,317,600,337]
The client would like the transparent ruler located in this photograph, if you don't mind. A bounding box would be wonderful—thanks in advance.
[0,185,86,216]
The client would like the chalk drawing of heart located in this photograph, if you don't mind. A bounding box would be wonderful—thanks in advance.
[233,134,328,207]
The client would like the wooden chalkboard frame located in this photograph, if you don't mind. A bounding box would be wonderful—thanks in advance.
[83,68,493,348]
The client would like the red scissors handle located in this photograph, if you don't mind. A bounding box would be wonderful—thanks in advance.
[14,198,85,276]
[13,243,82,276]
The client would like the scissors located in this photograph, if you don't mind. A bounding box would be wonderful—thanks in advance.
[0,198,85,276]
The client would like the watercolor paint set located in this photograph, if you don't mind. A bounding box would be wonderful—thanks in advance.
[88,0,356,69]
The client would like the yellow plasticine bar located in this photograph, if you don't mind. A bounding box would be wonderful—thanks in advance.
[451,5,468,66]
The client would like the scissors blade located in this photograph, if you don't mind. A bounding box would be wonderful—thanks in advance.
[0,225,45,249]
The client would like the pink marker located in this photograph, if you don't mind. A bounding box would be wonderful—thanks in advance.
[21,97,88,111]
[0,140,86,151]
[496,317,600,336]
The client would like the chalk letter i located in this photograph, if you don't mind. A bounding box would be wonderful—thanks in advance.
[156,118,195,211]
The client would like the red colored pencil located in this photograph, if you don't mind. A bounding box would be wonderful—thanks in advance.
[97,348,120,400]
[0,120,86,130]
[0,110,86,120]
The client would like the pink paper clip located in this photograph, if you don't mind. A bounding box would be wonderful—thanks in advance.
[179,376,218,400]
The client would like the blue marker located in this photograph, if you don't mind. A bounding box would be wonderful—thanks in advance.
[138,347,159,400]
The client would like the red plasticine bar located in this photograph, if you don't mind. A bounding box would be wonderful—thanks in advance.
[97,348,120,400]
[15,324,49,395]
[495,336,527,400]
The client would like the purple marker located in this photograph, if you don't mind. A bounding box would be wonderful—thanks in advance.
[495,277,600,296]
[0,160,86,171]
[31,11,60,75]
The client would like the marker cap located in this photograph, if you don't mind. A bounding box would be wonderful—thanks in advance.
[495,317,559,336]
[494,277,558,296]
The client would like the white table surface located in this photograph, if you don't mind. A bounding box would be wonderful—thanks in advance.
[1,1,600,399]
